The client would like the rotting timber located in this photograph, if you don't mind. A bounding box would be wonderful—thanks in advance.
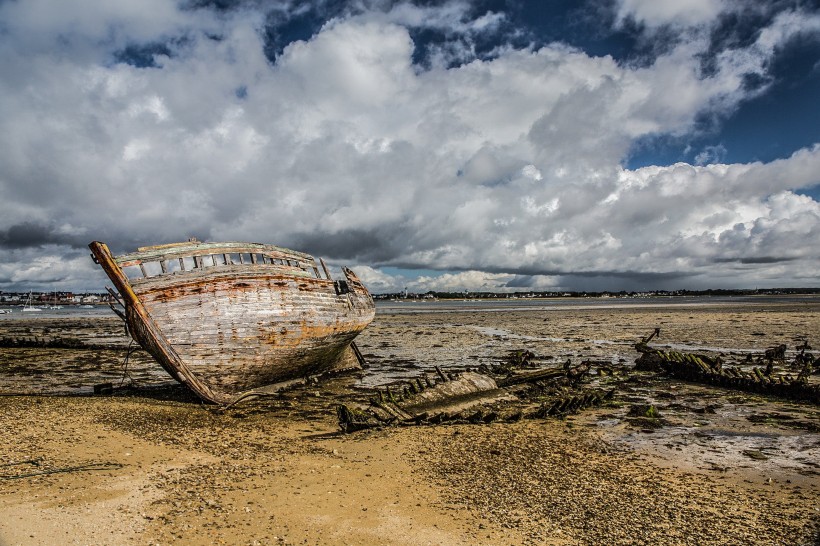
[337,354,615,433]
[89,240,375,405]
[338,329,819,432]
[635,328,820,404]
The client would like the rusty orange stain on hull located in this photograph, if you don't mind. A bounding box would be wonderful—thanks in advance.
[89,240,375,404]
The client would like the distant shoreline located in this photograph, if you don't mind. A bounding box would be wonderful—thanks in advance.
[0,302,105,306]
[374,287,820,300]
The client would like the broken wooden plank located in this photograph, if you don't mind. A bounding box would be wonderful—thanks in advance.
[337,352,615,433]
[634,332,820,404]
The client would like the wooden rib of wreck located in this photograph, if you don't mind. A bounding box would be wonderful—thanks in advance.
[634,329,820,404]
[337,361,614,432]
[89,240,375,404]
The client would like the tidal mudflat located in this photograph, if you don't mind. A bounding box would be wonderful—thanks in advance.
[0,297,818,545]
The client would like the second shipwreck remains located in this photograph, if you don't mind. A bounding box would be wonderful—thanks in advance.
[89,240,375,404]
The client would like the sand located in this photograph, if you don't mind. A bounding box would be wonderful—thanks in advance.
[0,298,818,545]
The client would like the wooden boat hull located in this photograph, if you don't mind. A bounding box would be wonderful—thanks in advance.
[89,241,375,404]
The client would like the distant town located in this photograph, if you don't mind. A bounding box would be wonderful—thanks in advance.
[0,291,113,307]
[374,287,820,300]
[1,287,818,309]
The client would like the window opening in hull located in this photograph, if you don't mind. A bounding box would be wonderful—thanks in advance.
[123,265,142,280]
[166,259,182,273]
[142,261,162,277]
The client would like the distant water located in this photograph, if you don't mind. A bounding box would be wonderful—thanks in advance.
[2,294,814,320]
[374,294,819,313]
[0,294,816,396]
[0,306,115,320]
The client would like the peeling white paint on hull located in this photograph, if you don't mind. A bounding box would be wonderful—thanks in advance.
[89,240,375,404]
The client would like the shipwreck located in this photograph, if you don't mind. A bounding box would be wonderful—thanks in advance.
[89,240,375,404]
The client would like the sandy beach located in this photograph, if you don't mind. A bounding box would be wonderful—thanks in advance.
[1,298,818,545]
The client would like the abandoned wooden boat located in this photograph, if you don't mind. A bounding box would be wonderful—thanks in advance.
[89,240,375,404]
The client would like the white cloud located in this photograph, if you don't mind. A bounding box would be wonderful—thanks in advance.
[383,1,504,34]
[615,0,726,28]
[347,265,406,293]
[0,247,104,290]
[0,1,818,292]
[377,1,506,67]
[0,0,218,59]
[694,144,727,165]
[413,271,516,293]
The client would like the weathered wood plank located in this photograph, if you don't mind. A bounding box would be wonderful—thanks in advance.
[92,240,375,404]
[129,265,318,290]
[118,241,314,266]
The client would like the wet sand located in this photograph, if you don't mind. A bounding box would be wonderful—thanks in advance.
[0,298,818,545]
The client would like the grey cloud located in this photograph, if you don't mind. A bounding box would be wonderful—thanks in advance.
[0,2,818,293]
[529,78,631,172]
[554,272,699,292]
[289,228,400,262]
[494,271,698,293]
[496,267,696,282]
[458,146,527,187]
[0,222,84,250]
[713,256,798,264]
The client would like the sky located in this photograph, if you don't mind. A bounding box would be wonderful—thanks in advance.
[0,0,818,294]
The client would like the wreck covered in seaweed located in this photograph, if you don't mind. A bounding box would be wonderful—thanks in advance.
[89,240,375,404]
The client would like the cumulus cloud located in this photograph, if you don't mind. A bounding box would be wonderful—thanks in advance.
[614,0,726,28]
[412,271,517,293]
[0,0,818,293]
[383,1,505,34]
[694,144,727,165]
